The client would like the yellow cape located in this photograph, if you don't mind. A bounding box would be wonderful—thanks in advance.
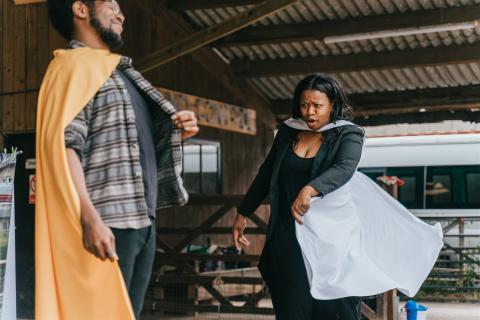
[35,47,134,319]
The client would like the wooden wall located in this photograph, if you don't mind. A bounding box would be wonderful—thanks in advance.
[1,0,276,254]
[1,0,64,137]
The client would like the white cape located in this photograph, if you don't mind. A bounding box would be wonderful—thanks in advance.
[285,118,444,299]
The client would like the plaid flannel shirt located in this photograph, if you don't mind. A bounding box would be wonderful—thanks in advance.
[65,41,188,229]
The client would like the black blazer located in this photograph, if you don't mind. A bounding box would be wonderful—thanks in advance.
[238,123,365,239]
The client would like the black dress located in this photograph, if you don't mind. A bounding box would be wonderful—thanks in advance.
[258,145,361,320]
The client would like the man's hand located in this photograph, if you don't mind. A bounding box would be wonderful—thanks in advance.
[80,208,118,262]
[291,185,319,224]
[232,213,250,250]
[171,110,199,140]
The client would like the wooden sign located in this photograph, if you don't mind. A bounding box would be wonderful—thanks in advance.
[13,0,45,4]
[159,88,257,136]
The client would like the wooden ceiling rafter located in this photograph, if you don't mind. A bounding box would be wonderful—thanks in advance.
[12,0,44,4]
[135,0,300,73]
[353,110,480,126]
[214,5,480,47]
[231,43,480,78]
[272,85,480,114]
[166,0,266,10]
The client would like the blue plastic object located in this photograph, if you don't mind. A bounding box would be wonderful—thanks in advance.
[404,300,428,320]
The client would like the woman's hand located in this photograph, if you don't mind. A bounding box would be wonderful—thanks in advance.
[291,185,319,224]
[232,213,250,250]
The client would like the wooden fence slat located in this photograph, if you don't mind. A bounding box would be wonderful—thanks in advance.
[3,0,15,131]
[25,91,37,130]
[156,252,260,263]
[176,261,233,307]
[157,227,265,235]
[361,302,377,320]
[153,302,275,315]
[172,205,233,253]
[37,2,50,82]
[13,4,26,131]
[25,4,38,130]
[248,212,268,232]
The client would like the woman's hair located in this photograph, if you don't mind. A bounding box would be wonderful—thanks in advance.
[291,73,354,145]
[291,73,353,121]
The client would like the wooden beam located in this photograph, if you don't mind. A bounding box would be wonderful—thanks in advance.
[355,104,480,117]
[13,0,45,4]
[152,302,275,315]
[135,0,299,73]
[248,213,268,232]
[157,227,265,235]
[354,110,480,126]
[232,43,480,77]
[172,205,233,252]
[350,85,480,110]
[175,261,234,307]
[215,5,480,47]
[272,85,480,114]
[167,0,265,10]
[157,253,260,263]
[187,194,268,206]
[361,302,377,320]
[155,274,264,285]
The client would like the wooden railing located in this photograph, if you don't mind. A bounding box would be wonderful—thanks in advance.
[144,194,398,319]
[416,213,480,294]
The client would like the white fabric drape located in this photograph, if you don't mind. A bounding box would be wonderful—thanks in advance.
[285,119,443,299]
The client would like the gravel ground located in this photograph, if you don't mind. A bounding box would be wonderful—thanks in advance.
[143,301,480,320]
[399,301,480,320]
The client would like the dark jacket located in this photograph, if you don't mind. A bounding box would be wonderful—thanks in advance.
[237,123,365,239]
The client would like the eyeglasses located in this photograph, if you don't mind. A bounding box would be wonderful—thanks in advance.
[82,0,122,15]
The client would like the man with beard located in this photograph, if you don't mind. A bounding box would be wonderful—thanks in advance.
[35,1,199,318]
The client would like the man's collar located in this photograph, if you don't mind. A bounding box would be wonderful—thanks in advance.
[68,40,87,49]
[68,40,132,68]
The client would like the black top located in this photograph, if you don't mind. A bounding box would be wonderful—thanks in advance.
[118,70,157,219]
[278,146,314,227]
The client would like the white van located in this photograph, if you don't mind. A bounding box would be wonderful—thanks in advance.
[359,133,480,248]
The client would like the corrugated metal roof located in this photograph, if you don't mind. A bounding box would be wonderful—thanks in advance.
[179,0,480,102]
[248,63,480,99]
[217,28,480,61]
[185,0,480,27]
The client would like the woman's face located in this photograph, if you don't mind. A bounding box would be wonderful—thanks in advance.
[299,90,334,130]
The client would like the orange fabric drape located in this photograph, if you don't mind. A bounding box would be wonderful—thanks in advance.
[35,47,134,319]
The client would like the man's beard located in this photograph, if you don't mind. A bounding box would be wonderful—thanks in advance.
[89,7,123,50]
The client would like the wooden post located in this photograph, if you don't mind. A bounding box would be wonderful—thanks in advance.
[376,176,400,320]
[386,289,398,320]
[378,181,399,199]
[459,218,465,287]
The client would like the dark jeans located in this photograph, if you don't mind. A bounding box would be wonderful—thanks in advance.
[111,222,156,319]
